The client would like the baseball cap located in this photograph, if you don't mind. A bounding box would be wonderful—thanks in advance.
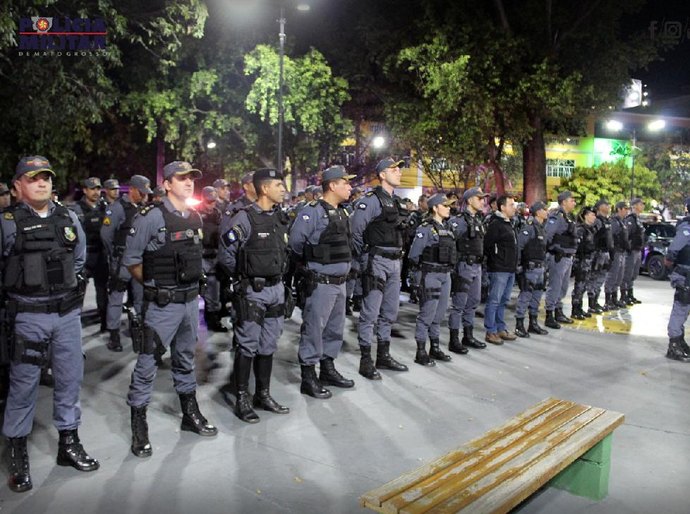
[593,198,609,210]
[557,190,574,203]
[322,165,356,182]
[428,193,455,209]
[463,187,490,202]
[252,168,284,191]
[103,179,120,189]
[152,185,166,197]
[375,158,404,174]
[241,172,254,185]
[202,186,218,201]
[82,177,102,189]
[530,201,547,214]
[631,197,644,206]
[581,206,595,216]
[615,200,629,210]
[213,178,228,188]
[163,161,202,181]
[14,155,55,180]
[305,185,315,194]
[129,175,153,195]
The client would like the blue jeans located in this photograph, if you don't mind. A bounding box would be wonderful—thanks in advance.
[484,272,515,334]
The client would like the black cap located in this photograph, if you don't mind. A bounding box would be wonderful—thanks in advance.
[615,200,629,210]
[530,201,547,214]
[252,168,284,193]
[593,198,609,210]
[557,190,574,203]
[375,157,404,174]
[631,197,644,206]
[580,206,595,216]
[427,193,455,209]
[322,165,356,182]
[82,177,102,189]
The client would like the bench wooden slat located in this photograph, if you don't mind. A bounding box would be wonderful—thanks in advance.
[389,403,596,513]
[360,397,566,511]
[420,410,624,514]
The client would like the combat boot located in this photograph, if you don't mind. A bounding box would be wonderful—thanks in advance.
[179,392,218,436]
[587,293,603,315]
[56,430,99,472]
[555,307,574,324]
[429,338,451,362]
[352,295,362,312]
[300,365,332,399]
[107,329,122,352]
[545,310,561,329]
[602,292,616,311]
[528,313,548,335]
[666,336,690,363]
[629,287,642,304]
[319,356,355,388]
[359,346,381,380]
[414,340,436,366]
[448,328,468,354]
[570,300,586,320]
[514,318,529,338]
[253,355,290,412]
[98,309,107,333]
[376,341,408,371]
[462,326,487,349]
[621,288,634,306]
[233,353,259,423]
[613,291,627,308]
[130,405,152,457]
[204,310,228,333]
[7,437,32,493]
[345,299,353,316]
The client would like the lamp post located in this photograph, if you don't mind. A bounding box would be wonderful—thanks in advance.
[277,7,286,178]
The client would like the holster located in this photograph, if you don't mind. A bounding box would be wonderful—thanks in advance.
[450,272,470,294]
[284,285,296,318]
[231,288,265,325]
[136,326,161,355]
[517,272,531,292]
[13,335,50,367]
[295,270,317,309]
[126,306,145,354]
[0,302,15,366]
[675,286,690,306]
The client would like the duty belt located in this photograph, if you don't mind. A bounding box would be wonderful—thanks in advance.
[312,272,348,285]
[458,254,482,265]
[9,290,83,316]
[420,262,453,273]
[526,261,544,269]
[144,286,199,304]
[369,247,403,260]
[241,276,282,288]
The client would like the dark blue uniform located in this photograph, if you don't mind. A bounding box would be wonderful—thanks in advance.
[665,216,690,362]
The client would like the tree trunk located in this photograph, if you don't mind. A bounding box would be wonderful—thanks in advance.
[522,113,547,204]
[491,162,506,195]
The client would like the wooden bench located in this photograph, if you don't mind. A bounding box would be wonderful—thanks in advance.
[360,397,624,514]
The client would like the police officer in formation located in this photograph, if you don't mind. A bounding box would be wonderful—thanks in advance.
[604,201,630,310]
[447,187,489,352]
[289,166,356,398]
[2,156,98,493]
[70,177,109,332]
[402,194,428,303]
[198,186,226,332]
[587,199,614,314]
[219,168,290,423]
[124,161,217,458]
[221,172,257,229]
[544,190,578,329]
[213,178,230,212]
[344,187,364,315]
[514,201,549,338]
[101,175,151,351]
[0,182,11,211]
[150,185,166,205]
[407,193,456,366]
[102,178,120,205]
[351,158,409,381]
[665,198,690,363]
[570,206,597,320]
[622,198,645,305]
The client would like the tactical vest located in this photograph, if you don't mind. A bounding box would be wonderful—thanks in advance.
[420,221,457,265]
[577,223,596,256]
[594,215,614,251]
[2,204,79,296]
[550,210,578,249]
[362,187,405,248]
[77,199,104,254]
[626,214,645,250]
[611,216,629,250]
[521,220,546,264]
[142,204,203,287]
[303,201,352,264]
[200,205,221,258]
[675,219,690,266]
[113,199,140,254]
[456,211,485,258]
[238,207,288,279]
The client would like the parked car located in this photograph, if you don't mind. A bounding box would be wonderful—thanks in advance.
[640,221,675,280]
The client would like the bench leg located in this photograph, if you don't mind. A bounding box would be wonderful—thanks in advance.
[549,433,613,501]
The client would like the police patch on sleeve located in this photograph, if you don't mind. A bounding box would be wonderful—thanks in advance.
[64,227,77,241]
[129,227,136,235]
[358,203,367,209]
[523,230,529,235]
[302,214,310,220]
[416,232,424,238]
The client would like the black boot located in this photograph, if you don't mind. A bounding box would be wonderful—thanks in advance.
[359,346,381,380]
[204,310,228,333]
[99,309,107,333]
[300,365,332,399]
[555,308,574,324]
[666,336,690,362]
[570,300,586,320]
[56,430,99,472]
[587,293,603,315]
[414,340,436,366]
[629,287,641,304]
[179,392,218,436]
[319,357,355,388]
[528,313,548,335]
[613,291,627,308]
[130,405,152,457]
[545,310,561,329]
[515,318,529,338]
[39,367,54,388]
[7,437,32,493]
[603,292,616,311]
[462,325,487,349]
[376,341,408,371]
[429,339,452,362]
[352,295,362,312]
[448,328,468,354]
[233,354,259,423]
[253,355,290,413]
[345,299,353,316]
[107,329,122,352]
[621,288,634,306]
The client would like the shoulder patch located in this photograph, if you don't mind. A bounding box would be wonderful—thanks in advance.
[222,225,246,246]
[302,214,310,220]
[3,211,13,220]
[416,232,424,238]
[139,205,154,216]
[358,203,367,209]
[129,227,137,235]
[523,230,529,235]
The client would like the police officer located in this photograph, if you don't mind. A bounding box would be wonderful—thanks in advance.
[351,158,409,380]
[221,172,256,229]
[587,199,614,314]
[407,193,455,365]
[288,185,314,223]
[604,201,630,310]
[102,178,120,205]
[622,198,645,305]
[514,201,549,338]
[571,206,597,320]
[289,165,356,398]
[447,187,489,352]
[198,186,225,332]
[101,175,150,351]
[70,177,108,332]
[403,195,428,303]
[2,156,98,493]
[219,168,290,423]
[664,198,690,362]
[544,190,578,329]
[214,178,230,212]
[125,161,217,458]
[344,187,364,315]
[0,182,11,211]
[150,185,166,205]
